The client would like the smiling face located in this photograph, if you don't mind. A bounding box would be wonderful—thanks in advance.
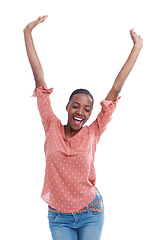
[66,93,93,132]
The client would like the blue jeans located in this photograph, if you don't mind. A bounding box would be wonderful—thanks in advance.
[48,189,105,240]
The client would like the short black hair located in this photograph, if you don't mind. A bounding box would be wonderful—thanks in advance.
[68,89,94,108]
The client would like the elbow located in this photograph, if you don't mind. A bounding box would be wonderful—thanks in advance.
[106,88,120,102]
[35,78,47,89]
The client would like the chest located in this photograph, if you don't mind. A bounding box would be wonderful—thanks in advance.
[44,122,96,167]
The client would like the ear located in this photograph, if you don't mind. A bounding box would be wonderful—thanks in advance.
[66,104,69,112]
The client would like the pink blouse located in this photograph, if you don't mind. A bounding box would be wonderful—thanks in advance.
[32,86,120,213]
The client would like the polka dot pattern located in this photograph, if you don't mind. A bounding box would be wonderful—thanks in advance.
[32,86,120,213]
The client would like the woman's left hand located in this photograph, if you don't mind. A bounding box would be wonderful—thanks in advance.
[130,29,143,49]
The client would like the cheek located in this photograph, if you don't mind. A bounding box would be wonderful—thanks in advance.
[87,111,92,118]
[84,112,91,121]
[67,109,74,119]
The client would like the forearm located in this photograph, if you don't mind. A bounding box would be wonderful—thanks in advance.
[24,29,47,88]
[106,29,143,102]
[112,44,142,93]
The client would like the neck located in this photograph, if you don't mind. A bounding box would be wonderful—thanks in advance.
[64,124,80,139]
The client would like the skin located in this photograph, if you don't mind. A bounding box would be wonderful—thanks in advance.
[24,15,143,139]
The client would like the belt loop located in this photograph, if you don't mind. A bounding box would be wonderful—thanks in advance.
[57,210,60,216]
[86,205,90,213]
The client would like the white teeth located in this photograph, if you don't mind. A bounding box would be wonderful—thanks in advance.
[74,117,83,121]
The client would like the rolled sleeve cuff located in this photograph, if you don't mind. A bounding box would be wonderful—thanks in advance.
[31,86,53,97]
[100,96,121,111]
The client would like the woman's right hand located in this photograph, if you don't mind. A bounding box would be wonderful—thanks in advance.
[24,15,48,33]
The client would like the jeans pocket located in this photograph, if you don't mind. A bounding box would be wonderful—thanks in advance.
[48,209,58,223]
[91,198,105,215]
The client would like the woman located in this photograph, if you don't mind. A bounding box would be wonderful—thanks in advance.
[24,16,143,240]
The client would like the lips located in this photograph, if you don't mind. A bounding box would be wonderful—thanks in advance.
[72,116,84,126]
[73,116,84,121]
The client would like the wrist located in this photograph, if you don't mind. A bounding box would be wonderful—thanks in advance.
[133,42,143,51]
[23,26,33,35]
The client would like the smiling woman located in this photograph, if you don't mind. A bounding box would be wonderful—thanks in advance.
[24,15,143,240]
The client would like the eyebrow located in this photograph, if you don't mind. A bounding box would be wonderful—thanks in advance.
[72,102,92,108]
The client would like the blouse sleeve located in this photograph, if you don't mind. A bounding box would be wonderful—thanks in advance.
[90,97,120,142]
[32,86,57,133]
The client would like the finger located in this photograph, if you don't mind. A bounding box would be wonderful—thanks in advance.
[130,29,135,37]
[41,15,48,22]
[131,30,138,38]
[37,15,48,23]
[130,29,134,38]
[37,16,43,21]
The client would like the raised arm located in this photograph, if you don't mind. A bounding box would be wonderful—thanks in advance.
[106,29,143,102]
[23,16,48,88]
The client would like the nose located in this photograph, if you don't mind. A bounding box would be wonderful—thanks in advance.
[76,107,84,116]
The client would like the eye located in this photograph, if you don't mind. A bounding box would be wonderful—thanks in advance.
[72,106,78,109]
[84,109,90,112]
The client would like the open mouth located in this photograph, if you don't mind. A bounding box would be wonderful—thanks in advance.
[73,117,84,121]
[73,116,84,126]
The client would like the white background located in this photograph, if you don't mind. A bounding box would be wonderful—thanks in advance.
[1,0,160,239]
